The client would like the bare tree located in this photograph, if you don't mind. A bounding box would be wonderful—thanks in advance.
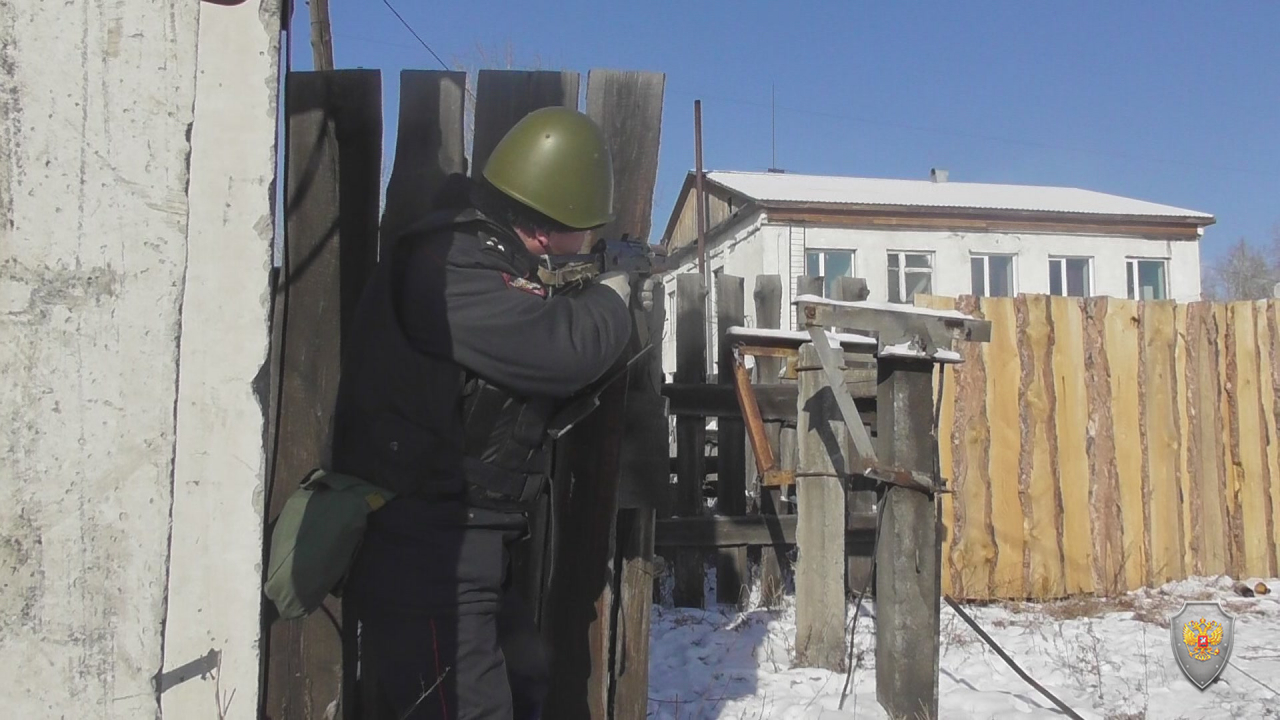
[450,41,548,166]
[1203,237,1278,300]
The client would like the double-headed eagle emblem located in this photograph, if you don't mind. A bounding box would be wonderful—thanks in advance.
[1181,617,1224,662]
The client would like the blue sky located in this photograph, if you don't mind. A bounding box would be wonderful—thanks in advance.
[289,0,1279,262]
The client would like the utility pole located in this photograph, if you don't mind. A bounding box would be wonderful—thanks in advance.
[309,0,335,71]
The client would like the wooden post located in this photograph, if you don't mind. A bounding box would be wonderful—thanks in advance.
[832,276,875,595]
[673,274,708,608]
[584,69,666,720]
[753,275,789,606]
[715,274,748,606]
[379,70,466,256]
[875,357,941,720]
[265,69,382,720]
[794,342,848,671]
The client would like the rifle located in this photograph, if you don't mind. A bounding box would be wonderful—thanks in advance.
[537,234,667,289]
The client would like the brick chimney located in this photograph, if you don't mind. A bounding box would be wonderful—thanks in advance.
[930,168,949,183]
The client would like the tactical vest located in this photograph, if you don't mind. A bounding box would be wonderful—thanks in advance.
[330,209,555,512]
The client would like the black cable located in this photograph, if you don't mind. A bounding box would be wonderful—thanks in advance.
[943,596,1084,720]
[837,486,891,710]
[380,0,451,71]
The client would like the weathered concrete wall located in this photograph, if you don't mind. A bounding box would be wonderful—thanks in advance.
[0,1,279,718]
[0,1,200,718]
[160,1,279,718]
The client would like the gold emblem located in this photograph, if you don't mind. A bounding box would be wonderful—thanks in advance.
[1181,617,1224,662]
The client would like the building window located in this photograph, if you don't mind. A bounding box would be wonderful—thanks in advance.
[1127,259,1168,300]
[805,249,854,298]
[971,254,1016,297]
[1049,257,1092,297]
[887,251,933,303]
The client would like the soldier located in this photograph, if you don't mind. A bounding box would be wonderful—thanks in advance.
[332,107,636,719]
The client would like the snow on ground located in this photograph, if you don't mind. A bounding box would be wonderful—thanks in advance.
[648,573,1280,719]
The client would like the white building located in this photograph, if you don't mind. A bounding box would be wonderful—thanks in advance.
[657,169,1214,375]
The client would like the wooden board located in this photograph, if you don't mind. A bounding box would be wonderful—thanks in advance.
[1103,298,1146,591]
[794,343,847,671]
[672,272,708,611]
[715,274,748,606]
[267,69,382,720]
[753,275,789,606]
[1143,301,1182,585]
[1083,298,1124,594]
[1018,295,1065,598]
[949,295,995,598]
[1050,297,1094,594]
[1189,302,1228,575]
[1229,302,1272,577]
[379,70,466,255]
[470,70,580,180]
[1174,304,1195,578]
[983,298,1024,597]
[1254,301,1280,576]
[1268,303,1280,574]
[1215,303,1244,576]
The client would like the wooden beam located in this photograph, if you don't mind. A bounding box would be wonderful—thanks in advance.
[875,357,942,720]
[673,274,708,609]
[794,342,848,672]
[753,275,788,606]
[833,278,876,597]
[585,69,667,720]
[715,274,749,607]
[267,69,382,720]
[662,383,877,419]
[379,70,466,255]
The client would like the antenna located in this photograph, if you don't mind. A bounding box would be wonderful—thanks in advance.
[768,84,783,173]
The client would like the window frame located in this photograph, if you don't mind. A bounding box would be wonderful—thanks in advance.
[1049,256,1093,298]
[971,252,1018,298]
[804,248,856,297]
[886,250,934,304]
[1126,257,1169,300]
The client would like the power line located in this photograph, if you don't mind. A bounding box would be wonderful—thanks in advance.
[380,0,452,72]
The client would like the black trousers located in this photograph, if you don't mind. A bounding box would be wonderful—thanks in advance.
[349,498,548,720]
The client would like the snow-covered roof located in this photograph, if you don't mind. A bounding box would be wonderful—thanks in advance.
[706,170,1213,221]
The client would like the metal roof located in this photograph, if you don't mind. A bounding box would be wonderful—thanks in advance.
[706,170,1214,221]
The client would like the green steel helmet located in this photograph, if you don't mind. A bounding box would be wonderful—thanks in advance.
[482,107,615,230]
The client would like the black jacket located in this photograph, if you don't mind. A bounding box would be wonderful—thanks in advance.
[330,207,631,500]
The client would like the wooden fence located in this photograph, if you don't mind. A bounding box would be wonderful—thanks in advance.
[657,273,879,608]
[268,67,667,720]
[919,294,1280,601]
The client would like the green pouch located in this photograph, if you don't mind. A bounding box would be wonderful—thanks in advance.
[263,469,394,621]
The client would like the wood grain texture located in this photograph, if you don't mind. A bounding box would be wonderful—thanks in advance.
[1142,301,1181,585]
[1174,304,1194,577]
[1051,297,1094,595]
[1019,295,1065,597]
[1103,299,1146,591]
[1229,302,1271,578]
[951,295,994,598]
[1084,298,1125,595]
[753,275,789,607]
[1216,303,1244,576]
[268,70,382,720]
[794,343,848,671]
[1269,303,1280,574]
[714,274,748,607]
[984,298,1025,597]
[1254,301,1280,576]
